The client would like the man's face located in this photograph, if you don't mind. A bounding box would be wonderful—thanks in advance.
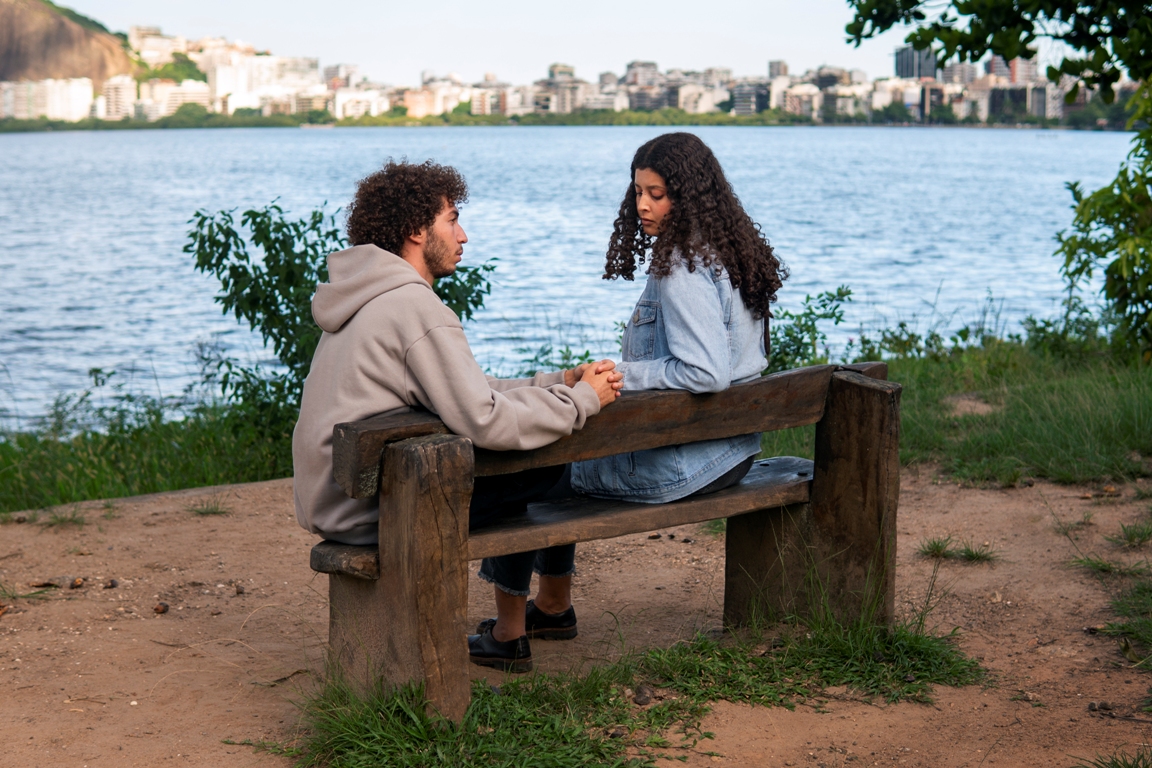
[423,201,467,279]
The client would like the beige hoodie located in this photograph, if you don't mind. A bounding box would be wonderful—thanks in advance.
[292,244,601,545]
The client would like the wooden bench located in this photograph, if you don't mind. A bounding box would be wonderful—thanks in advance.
[310,362,901,722]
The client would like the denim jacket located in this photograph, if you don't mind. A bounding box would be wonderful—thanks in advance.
[571,255,765,503]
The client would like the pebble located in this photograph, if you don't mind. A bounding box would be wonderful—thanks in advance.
[69,577,84,589]
[234,584,245,596]
[647,533,661,540]
[154,602,169,614]
[103,579,118,589]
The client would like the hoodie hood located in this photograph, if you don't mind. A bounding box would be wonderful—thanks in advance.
[312,244,430,333]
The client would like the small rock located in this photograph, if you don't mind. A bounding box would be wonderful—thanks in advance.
[210,610,222,616]
[103,579,118,589]
[235,584,245,595]
[648,533,661,540]
[69,577,84,590]
[609,728,626,739]
[654,586,664,590]
[903,674,916,683]
[681,538,694,544]
[1099,702,1113,711]
[633,693,652,706]
[154,602,169,614]
[1087,702,1098,711]
[667,534,676,540]
[14,514,26,524]
[490,685,501,695]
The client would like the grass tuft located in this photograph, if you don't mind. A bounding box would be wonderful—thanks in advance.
[0,582,51,601]
[917,536,954,559]
[1054,510,1095,536]
[1106,521,1152,549]
[188,495,230,516]
[40,508,85,529]
[101,501,119,520]
[1071,556,1151,577]
[1072,748,1152,768]
[956,540,998,563]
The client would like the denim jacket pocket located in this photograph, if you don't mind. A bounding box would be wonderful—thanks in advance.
[626,300,659,360]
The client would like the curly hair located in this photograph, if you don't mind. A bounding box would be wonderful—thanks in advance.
[603,133,786,319]
[345,160,468,254]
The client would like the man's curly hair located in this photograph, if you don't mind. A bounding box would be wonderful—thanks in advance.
[345,160,468,254]
[604,133,787,320]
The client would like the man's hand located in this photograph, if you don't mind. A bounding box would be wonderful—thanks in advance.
[579,359,624,408]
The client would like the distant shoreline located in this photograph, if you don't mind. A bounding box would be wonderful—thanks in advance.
[3,107,1128,134]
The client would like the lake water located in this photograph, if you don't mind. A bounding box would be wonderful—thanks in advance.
[0,125,1134,424]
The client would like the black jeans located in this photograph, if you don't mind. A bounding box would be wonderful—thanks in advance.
[472,465,575,596]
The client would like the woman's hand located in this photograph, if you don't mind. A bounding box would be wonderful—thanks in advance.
[579,359,624,408]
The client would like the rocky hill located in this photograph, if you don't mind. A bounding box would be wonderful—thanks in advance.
[0,0,132,89]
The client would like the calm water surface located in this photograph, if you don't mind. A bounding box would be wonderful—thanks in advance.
[0,125,1133,422]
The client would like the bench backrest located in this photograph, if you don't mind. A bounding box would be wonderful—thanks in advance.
[332,362,887,500]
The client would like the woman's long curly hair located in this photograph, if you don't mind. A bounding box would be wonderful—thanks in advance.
[604,132,786,319]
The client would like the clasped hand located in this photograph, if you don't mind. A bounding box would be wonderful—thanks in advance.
[565,360,623,407]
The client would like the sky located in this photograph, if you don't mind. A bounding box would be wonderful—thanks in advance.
[67,0,918,86]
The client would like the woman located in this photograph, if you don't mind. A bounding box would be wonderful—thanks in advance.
[572,131,787,501]
[469,133,786,670]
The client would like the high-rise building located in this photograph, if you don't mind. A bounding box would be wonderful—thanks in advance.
[548,63,575,80]
[703,67,732,87]
[102,74,137,119]
[942,62,978,84]
[1010,57,1039,84]
[624,61,662,87]
[599,72,618,92]
[895,45,937,79]
[768,60,788,79]
[323,64,359,89]
[985,56,1011,79]
[732,82,769,115]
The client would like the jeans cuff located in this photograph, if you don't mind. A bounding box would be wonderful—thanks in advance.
[477,568,531,597]
[534,566,576,578]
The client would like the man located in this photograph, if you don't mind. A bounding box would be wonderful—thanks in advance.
[293,159,621,672]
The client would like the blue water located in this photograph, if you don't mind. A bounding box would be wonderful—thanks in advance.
[0,125,1133,423]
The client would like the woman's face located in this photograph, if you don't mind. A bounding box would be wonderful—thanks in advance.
[634,168,672,237]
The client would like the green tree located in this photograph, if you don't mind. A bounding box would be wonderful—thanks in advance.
[139,52,207,83]
[875,101,911,123]
[846,0,1152,358]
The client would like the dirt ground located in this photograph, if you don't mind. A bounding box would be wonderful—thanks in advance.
[2,468,1152,768]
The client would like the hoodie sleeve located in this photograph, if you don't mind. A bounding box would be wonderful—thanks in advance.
[403,326,600,451]
[486,370,567,393]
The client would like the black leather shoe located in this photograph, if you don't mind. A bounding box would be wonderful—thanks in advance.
[475,599,578,641]
[467,626,533,673]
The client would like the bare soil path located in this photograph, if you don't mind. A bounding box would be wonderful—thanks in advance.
[2,469,1150,767]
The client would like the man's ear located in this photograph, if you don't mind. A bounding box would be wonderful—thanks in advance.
[407,227,427,246]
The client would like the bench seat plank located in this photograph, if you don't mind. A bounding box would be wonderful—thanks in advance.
[468,456,813,560]
[311,541,381,580]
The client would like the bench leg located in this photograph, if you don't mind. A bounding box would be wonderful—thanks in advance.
[327,434,474,723]
[809,370,901,624]
[723,502,812,626]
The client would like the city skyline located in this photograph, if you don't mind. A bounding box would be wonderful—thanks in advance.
[68,0,914,86]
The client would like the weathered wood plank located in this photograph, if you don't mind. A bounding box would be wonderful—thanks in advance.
[334,365,835,498]
[809,370,901,624]
[839,361,888,380]
[310,541,379,580]
[332,408,449,500]
[467,457,813,560]
[327,434,474,723]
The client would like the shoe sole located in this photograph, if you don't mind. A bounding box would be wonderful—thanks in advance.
[469,654,533,673]
[474,619,577,641]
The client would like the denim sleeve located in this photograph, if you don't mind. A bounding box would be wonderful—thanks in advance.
[617,265,731,393]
